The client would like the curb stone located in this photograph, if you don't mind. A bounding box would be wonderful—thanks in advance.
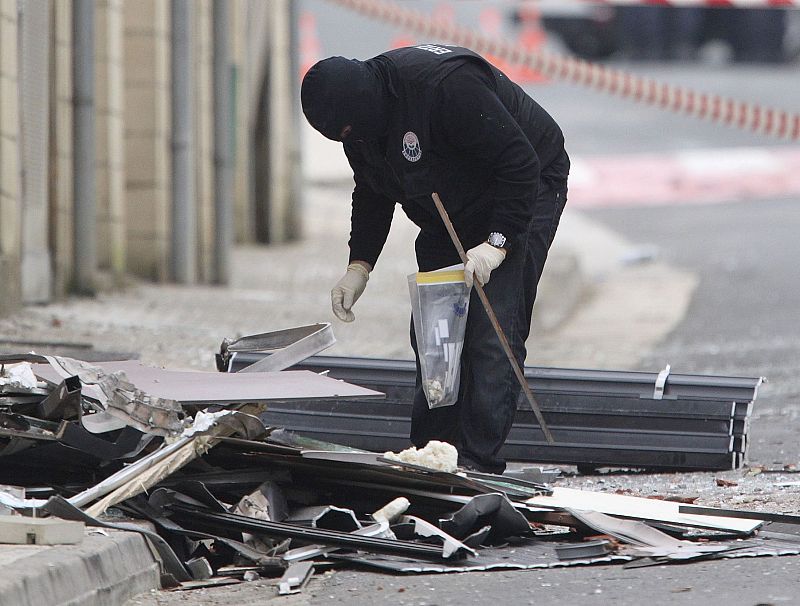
[0,530,160,606]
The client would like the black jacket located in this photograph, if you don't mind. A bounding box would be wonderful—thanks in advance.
[344,45,569,268]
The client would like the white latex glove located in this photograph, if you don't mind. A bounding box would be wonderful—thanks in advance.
[464,242,506,289]
[331,263,370,322]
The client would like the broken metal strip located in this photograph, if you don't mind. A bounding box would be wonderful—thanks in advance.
[0,413,61,442]
[459,470,551,496]
[82,408,268,516]
[241,459,498,506]
[39,355,111,405]
[330,542,631,573]
[123,499,287,569]
[567,509,684,547]
[555,539,614,561]
[327,479,567,527]
[278,562,314,595]
[0,353,50,365]
[213,440,501,497]
[287,505,361,531]
[167,504,461,561]
[101,374,186,437]
[335,535,800,573]
[0,386,50,397]
[400,515,477,559]
[528,488,761,534]
[438,492,535,543]
[2,395,48,407]
[282,521,392,562]
[222,324,336,373]
[69,408,254,511]
[36,356,186,436]
[68,433,194,508]
[678,505,800,525]
[56,422,151,460]
[85,436,209,517]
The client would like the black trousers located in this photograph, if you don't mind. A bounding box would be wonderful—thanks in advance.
[410,177,567,473]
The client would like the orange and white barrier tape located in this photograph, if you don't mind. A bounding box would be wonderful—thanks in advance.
[325,0,800,141]
[590,1,797,7]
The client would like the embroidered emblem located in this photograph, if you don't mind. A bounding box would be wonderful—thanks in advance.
[416,44,452,55]
[402,131,422,162]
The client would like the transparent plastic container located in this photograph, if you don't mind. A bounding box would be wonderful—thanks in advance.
[408,266,470,408]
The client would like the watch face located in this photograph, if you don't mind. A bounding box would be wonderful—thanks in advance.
[488,232,506,248]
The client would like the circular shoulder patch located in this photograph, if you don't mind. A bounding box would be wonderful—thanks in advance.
[402,131,422,162]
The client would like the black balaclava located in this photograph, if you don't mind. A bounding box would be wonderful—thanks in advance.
[301,56,390,142]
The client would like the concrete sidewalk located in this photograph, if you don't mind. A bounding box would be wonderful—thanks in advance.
[0,126,698,605]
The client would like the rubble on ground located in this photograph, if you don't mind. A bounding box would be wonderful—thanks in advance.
[0,326,797,595]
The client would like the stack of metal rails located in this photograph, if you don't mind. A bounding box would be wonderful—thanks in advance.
[226,355,763,472]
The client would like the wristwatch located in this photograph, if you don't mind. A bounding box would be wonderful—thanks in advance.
[487,232,507,249]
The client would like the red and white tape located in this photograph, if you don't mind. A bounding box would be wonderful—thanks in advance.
[592,1,797,7]
[326,0,800,141]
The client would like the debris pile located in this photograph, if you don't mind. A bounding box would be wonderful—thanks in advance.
[0,328,794,595]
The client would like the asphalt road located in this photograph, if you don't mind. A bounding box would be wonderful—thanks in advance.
[590,198,800,468]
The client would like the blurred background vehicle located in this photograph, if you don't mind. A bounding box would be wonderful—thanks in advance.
[512,2,800,63]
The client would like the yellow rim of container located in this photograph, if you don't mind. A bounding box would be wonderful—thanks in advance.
[415,270,465,284]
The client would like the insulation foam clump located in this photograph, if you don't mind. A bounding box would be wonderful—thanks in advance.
[383,440,458,473]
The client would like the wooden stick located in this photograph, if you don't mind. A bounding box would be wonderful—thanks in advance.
[431,193,554,443]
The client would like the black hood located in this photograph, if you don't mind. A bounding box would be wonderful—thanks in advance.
[301,56,392,142]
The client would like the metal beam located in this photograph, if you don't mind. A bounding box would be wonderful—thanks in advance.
[229,354,764,402]
[231,355,758,471]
